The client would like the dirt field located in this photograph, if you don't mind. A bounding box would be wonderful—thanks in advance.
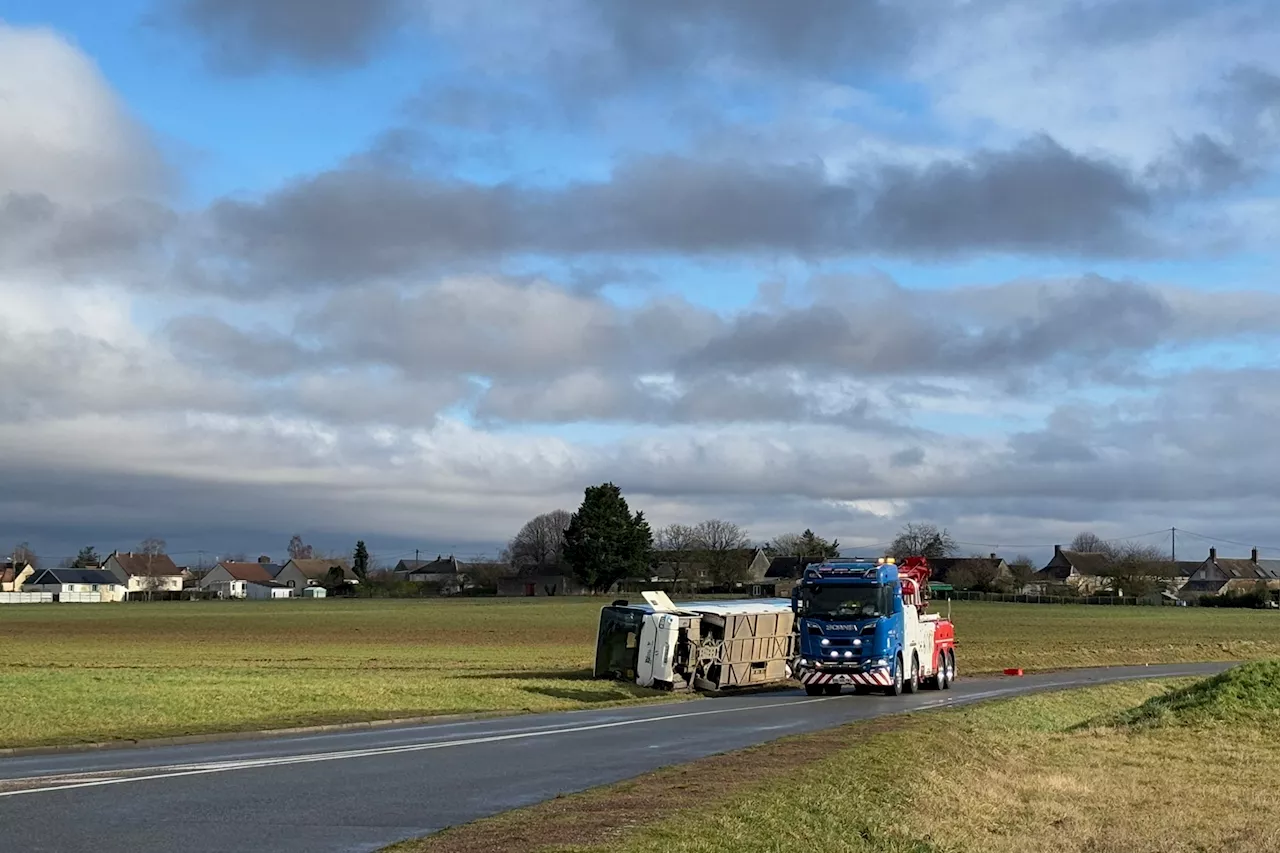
[2,597,1276,749]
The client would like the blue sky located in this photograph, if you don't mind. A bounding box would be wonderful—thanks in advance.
[2,0,1280,566]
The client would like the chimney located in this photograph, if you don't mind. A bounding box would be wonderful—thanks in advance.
[1252,548,1259,564]
[258,555,271,564]
[1209,547,1217,561]
[1053,544,1062,558]
[990,553,997,560]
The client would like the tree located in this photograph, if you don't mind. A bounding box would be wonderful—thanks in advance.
[1069,531,1116,557]
[1007,554,1037,589]
[506,510,573,575]
[11,541,38,569]
[1098,542,1173,598]
[562,482,653,593]
[136,537,169,601]
[770,529,840,559]
[889,523,958,561]
[287,535,314,561]
[352,541,370,583]
[694,519,751,586]
[653,523,699,588]
[71,546,101,568]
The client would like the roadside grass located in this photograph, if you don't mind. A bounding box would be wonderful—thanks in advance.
[1,597,1277,749]
[391,662,1280,853]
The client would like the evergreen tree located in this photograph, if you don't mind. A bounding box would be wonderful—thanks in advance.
[71,545,101,568]
[563,483,653,593]
[352,540,370,582]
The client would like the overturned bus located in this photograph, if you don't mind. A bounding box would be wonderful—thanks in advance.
[592,591,797,692]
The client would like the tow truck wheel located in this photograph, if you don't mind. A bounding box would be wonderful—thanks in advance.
[933,655,949,690]
[904,653,920,694]
[885,654,904,696]
[823,683,842,696]
[804,683,825,697]
[947,649,957,685]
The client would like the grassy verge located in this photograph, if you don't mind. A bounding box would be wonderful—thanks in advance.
[390,661,1280,853]
[2,597,1277,749]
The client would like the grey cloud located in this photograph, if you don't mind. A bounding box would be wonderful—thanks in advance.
[196,140,1171,293]
[890,447,925,468]
[154,0,408,73]
[0,193,177,280]
[165,316,315,377]
[863,136,1154,256]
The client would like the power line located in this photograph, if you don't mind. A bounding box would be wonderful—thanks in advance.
[1171,529,1280,554]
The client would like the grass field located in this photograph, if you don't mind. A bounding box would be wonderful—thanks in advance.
[392,661,1280,853]
[2,597,1278,750]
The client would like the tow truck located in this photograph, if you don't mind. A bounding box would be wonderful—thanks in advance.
[790,557,956,696]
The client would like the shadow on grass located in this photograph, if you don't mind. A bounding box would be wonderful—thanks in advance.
[521,686,641,704]
[465,669,595,681]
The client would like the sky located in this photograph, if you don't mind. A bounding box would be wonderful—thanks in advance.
[3,0,1280,568]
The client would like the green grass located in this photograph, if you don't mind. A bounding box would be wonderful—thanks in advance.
[1,597,1277,750]
[394,667,1280,853]
[1099,658,1280,729]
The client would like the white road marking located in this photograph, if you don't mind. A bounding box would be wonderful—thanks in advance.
[0,694,841,799]
[0,665,1223,801]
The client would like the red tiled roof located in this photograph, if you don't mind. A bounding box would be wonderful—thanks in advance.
[217,562,276,582]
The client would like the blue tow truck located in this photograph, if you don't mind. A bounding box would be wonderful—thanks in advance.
[789,557,956,696]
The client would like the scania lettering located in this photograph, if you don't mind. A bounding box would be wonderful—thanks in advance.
[790,557,956,697]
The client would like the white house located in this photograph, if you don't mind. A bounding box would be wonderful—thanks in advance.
[23,569,128,602]
[102,551,185,598]
[201,562,297,599]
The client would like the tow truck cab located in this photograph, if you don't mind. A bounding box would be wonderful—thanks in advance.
[791,560,903,694]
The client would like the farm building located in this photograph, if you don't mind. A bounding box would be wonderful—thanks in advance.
[496,573,587,596]
[283,557,358,586]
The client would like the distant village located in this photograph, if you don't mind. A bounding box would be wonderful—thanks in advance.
[4,525,1278,608]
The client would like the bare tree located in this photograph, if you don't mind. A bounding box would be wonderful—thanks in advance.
[287,534,314,561]
[889,523,958,562]
[1099,542,1173,598]
[136,537,169,601]
[11,541,38,569]
[1069,531,1116,556]
[506,510,573,576]
[654,523,699,589]
[769,529,840,559]
[694,519,751,585]
[1007,554,1038,589]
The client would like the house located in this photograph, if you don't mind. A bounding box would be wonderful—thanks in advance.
[653,547,773,589]
[102,551,185,599]
[396,555,471,594]
[928,554,1012,589]
[283,557,358,587]
[763,555,827,580]
[23,568,128,602]
[1031,546,1113,594]
[1,560,35,592]
[1181,548,1280,603]
[496,573,588,597]
[200,561,298,599]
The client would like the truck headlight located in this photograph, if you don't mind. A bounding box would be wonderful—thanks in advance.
[852,639,862,646]
[829,651,839,659]
[843,651,853,659]
[820,638,830,646]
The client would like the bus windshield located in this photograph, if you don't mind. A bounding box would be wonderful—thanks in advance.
[803,584,890,619]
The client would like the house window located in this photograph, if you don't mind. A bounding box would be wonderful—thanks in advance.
[92,585,99,592]
[287,580,295,587]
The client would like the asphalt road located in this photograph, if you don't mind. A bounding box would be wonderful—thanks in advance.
[0,662,1231,853]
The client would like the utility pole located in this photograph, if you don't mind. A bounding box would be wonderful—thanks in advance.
[415,548,419,563]
[1171,527,1176,562]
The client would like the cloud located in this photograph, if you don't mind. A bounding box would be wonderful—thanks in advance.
[0,23,168,204]
[154,0,409,73]
[192,141,1175,293]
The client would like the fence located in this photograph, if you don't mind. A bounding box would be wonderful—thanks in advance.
[0,591,54,604]
[944,590,1185,606]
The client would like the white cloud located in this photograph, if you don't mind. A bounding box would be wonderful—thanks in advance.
[0,22,167,205]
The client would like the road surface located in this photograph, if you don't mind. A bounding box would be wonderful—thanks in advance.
[0,662,1230,853]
